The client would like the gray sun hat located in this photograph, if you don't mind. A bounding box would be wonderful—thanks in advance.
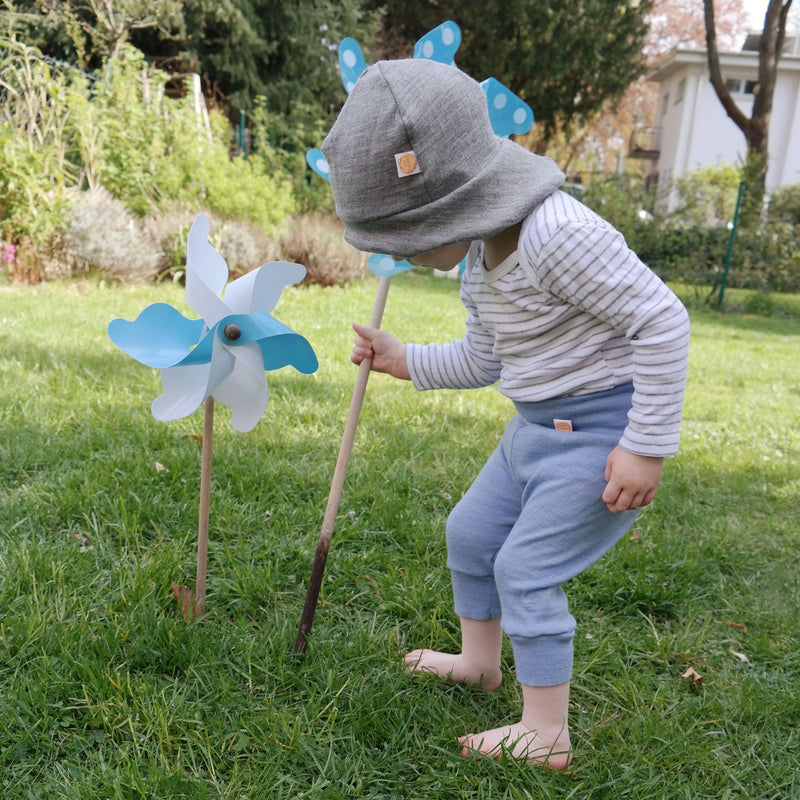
[321,58,565,257]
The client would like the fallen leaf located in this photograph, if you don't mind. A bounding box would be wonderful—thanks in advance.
[155,462,169,472]
[715,620,748,634]
[725,621,748,634]
[729,649,750,664]
[682,667,704,685]
[629,530,640,541]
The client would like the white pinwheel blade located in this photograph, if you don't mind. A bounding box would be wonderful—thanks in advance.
[211,341,270,432]
[151,338,235,422]
[185,214,230,326]
[224,262,307,314]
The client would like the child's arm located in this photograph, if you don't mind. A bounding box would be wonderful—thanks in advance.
[351,323,410,380]
[602,446,664,513]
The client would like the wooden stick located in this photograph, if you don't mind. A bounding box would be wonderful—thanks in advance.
[194,395,215,617]
[294,275,392,653]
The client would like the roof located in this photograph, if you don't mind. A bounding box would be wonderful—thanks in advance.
[647,46,800,82]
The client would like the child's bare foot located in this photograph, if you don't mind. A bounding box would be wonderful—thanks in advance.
[458,721,572,769]
[403,649,503,691]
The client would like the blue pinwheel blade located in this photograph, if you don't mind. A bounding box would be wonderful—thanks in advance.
[218,312,318,375]
[306,148,331,182]
[413,21,461,65]
[108,303,206,368]
[367,253,415,277]
[338,37,368,94]
[481,77,534,138]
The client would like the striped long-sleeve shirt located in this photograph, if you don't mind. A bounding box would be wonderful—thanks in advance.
[406,190,690,457]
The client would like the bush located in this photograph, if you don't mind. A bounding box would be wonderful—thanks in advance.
[731,223,800,293]
[276,212,365,286]
[769,184,800,225]
[143,208,281,283]
[581,168,800,296]
[669,163,741,227]
[80,47,296,232]
[0,41,298,281]
[0,39,77,261]
[635,224,730,285]
[64,187,160,280]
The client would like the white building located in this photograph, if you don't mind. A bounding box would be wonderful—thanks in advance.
[632,33,800,209]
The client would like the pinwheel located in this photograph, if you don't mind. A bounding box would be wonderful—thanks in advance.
[109,213,318,618]
[295,23,536,653]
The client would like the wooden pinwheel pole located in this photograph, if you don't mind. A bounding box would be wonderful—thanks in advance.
[172,395,215,620]
[294,274,392,653]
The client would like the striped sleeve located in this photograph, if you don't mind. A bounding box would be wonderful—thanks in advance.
[529,216,690,456]
[406,267,502,391]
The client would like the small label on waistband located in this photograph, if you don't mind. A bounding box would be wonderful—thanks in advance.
[553,418,573,432]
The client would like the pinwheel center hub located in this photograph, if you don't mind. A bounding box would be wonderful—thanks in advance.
[223,324,242,341]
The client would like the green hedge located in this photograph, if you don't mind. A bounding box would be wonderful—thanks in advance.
[581,172,800,296]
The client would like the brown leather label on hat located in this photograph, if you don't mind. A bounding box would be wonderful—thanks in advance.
[395,150,421,177]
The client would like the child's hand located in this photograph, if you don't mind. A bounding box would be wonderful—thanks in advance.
[351,323,410,380]
[602,446,664,513]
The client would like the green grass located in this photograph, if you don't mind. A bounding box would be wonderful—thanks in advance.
[1,273,798,799]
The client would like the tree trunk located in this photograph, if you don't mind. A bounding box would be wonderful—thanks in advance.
[703,0,793,224]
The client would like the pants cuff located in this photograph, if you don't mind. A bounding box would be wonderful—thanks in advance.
[509,631,574,686]
[451,570,502,620]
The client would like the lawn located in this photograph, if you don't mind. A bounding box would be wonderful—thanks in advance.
[1,273,798,799]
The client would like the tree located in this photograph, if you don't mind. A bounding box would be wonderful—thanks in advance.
[30,0,184,62]
[532,0,748,178]
[361,0,653,141]
[703,0,795,221]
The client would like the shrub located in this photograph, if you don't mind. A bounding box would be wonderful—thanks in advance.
[247,96,335,215]
[81,47,296,232]
[0,39,78,260]
[669,163,741,227]
[142,208,281,283]
[731,223,800,293]
[635,224,730,285]
[276,212,365,286]
[63,187,159,280]
[0,41,300,281]
[769,184,800,225]
[580,169,800,296]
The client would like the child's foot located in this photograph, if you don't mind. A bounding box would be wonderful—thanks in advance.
[458,721,572,769]
[403,649,502,691]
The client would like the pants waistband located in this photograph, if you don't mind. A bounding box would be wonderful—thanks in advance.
[512,383,633,429]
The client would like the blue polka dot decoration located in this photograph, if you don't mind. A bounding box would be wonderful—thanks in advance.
[367,253,415,277]
[338,37,368,94]
[305,148,330,182]
[480,78,534,138]
[412,20,461,65]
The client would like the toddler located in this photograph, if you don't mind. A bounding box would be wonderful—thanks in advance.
[321,59,690,768]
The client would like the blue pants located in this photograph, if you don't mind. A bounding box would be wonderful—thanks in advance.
[447,383,639,687]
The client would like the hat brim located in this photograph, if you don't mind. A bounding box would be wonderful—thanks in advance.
[341,138,564,258]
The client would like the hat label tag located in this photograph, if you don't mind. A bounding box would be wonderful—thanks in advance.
[395,150,421,177]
